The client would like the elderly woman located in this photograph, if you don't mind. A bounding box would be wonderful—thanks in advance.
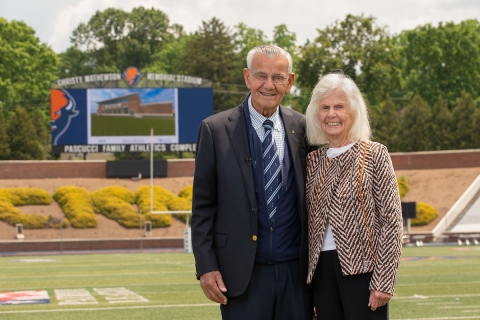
[304,72,402,319]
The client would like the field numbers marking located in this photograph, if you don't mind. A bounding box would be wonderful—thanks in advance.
[55,289,98,305]
[94,287,148,303]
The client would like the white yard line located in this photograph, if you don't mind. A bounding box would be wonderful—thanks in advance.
[0,303,217,314]
[392,317,480,320]
[396,281,480,287]
[394,293,480,300]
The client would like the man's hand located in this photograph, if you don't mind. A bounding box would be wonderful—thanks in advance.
[199,271,228,305]
[368,290,392,311]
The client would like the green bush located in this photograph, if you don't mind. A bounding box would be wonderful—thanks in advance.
[91,187,141,228]
[0,188,52,205]
[53,186,97,228]
[411,202,438,226]
[397,176,410,199]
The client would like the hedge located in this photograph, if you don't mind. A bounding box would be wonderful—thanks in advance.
[411,202,438,226]
[178,185,193,202]
[91,187,142,228]
[397,176,410,199]
[0,200,49,228]
[0,188,52,206]
[53,186,97,228]
[0,188,64,229]
[135,186,171,228]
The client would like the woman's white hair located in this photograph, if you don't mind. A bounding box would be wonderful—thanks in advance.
[246,45,293,74]
[305,72,371,146]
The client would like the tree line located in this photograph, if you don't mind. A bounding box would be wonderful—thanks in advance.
[1,8,479,159]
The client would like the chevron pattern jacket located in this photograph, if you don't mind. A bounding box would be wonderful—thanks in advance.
[306,140,402,295]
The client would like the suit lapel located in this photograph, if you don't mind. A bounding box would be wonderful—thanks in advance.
[225,105,256,208]
[279,106,306,215]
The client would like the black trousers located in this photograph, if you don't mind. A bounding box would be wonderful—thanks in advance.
[312,250,388,320]
[220,259,313,320]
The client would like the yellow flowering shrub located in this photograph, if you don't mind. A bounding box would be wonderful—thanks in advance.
[178,185,193,202]
[135,186,171,227]
[53,186,97,228]
[397,176,410,199]
[91,186,141,228]
[0,188,63,229]
[0,200,49,228]
[0,188,52,205]
[411,202,438,226]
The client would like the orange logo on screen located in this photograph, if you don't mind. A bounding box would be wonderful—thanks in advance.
[124,67,141,87]
[51,89,71,121]
[50,89,79,144]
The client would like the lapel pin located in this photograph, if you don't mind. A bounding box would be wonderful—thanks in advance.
[292,130,295,134]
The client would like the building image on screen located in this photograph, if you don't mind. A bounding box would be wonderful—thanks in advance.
[88,88,179,144]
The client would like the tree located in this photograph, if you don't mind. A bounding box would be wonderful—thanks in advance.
[234,23,268,64]
[370,95,402,152]
[61,7,180,74]
[0,18,58,109]
[30,108,51,159]
[400,95,433,151]
[451,92,480,149]
[7,106,43,160]
[431,96,454,150]
[0,112,10,159]
[146,35,192,74]
[296,14,401,107]
[397,20,480,107]
[58,47,97,78]
[180,17,244,112]
[272,24,297,57]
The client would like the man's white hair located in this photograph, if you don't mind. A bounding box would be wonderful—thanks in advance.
[246,45,293,73]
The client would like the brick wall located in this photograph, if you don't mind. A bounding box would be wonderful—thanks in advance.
[166,159,195,177]
[0,160,106,179]
[1,149,479,179]
[390,149,480,170]
[0,237,183,253]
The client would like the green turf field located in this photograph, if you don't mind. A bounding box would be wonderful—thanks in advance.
[91,115,175,136]
[0,246,479,319]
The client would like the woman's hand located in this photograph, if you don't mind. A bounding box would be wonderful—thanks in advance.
[368,290,392,311]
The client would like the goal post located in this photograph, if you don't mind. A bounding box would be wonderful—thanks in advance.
[149,128,193,253]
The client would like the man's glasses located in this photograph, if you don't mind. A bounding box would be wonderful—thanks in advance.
[248,69,289,85]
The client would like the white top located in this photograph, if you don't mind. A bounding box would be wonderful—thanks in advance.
[321,141,356,251]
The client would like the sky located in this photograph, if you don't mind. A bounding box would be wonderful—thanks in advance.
[1,0,479,53]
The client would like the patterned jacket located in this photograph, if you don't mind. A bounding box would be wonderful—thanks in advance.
[306,140,402,295]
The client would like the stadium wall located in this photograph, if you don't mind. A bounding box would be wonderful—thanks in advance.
[0,237,184,253]
[0,159,195,179]
[0,149,479,179]
[390,149,480,170]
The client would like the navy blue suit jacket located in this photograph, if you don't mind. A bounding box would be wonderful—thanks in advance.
[192,95,310,297]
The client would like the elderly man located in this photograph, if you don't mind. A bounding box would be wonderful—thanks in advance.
[192,44,313,320]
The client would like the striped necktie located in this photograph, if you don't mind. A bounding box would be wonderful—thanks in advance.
[262,120,282,220]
